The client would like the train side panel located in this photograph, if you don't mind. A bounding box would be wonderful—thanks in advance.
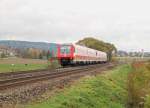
[72,44,107,64]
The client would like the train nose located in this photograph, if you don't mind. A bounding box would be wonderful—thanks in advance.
[63,53,67,56]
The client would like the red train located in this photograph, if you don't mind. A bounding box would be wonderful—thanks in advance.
[51,43,108,66]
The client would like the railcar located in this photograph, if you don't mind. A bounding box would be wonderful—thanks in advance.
[57,44,107,66]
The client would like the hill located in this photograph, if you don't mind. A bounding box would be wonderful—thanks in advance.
[0,40,58,59]
[0,40,54,50]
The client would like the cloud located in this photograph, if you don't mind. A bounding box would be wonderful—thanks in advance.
[0,0,150,51]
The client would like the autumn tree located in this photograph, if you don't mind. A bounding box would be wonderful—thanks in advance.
[1,52,6,58]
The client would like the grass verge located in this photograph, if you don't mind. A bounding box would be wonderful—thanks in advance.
[26,64,132,108]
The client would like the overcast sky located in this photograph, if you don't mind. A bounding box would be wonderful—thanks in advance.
[0,0,150,51]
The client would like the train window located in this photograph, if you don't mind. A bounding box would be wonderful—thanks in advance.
[60,46,71,54]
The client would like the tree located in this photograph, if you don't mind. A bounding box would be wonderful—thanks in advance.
[39,53,43,59]
[76,37,117,61]
[1,52,6,58]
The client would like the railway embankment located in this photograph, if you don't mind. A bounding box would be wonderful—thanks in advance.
[26,64,132,108]
[0,63,116,108]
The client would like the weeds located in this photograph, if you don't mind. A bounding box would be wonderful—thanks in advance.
[127,61,150,108]
[48,59,61,69]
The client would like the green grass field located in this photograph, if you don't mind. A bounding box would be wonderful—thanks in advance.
[0,57,48,73]
[0,64,48,73]
[26,64,132,108]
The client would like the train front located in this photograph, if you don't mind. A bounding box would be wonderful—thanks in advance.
[58,44,74,66]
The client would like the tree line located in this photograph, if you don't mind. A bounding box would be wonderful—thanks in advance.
[16,48,49,59]
[0,47,49,59]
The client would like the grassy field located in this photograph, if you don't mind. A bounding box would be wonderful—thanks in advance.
[0,57,48,73]
[0,64,48,73]
[0,57,47,64]
[26,64,132,108]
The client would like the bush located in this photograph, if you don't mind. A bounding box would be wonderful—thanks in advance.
[146,61,150,70]
[48,59,61,69]
[1,52,6,58]
[145,96,150,108]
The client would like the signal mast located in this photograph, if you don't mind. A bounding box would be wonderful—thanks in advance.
[141,49,144,58]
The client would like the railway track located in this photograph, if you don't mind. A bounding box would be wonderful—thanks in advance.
[0,63,115,90]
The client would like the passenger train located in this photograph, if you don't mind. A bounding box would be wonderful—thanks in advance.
[49,44,108,66]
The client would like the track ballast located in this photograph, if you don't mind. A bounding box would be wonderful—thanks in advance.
[0,63,115,90]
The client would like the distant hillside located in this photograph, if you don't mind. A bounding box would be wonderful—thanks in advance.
[117,50,150,57]
[0,40,55,50]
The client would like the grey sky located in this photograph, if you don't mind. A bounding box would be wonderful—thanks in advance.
[0,0,150,51]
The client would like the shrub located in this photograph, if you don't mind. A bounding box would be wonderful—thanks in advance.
[48,59,61,69]
[145,96,150,108]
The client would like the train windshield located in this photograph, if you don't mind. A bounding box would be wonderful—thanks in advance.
[60,45,71,54]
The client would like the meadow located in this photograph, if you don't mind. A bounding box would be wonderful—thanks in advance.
[0,57,48,73]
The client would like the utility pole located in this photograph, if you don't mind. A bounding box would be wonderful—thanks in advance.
[141,49,144,58]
